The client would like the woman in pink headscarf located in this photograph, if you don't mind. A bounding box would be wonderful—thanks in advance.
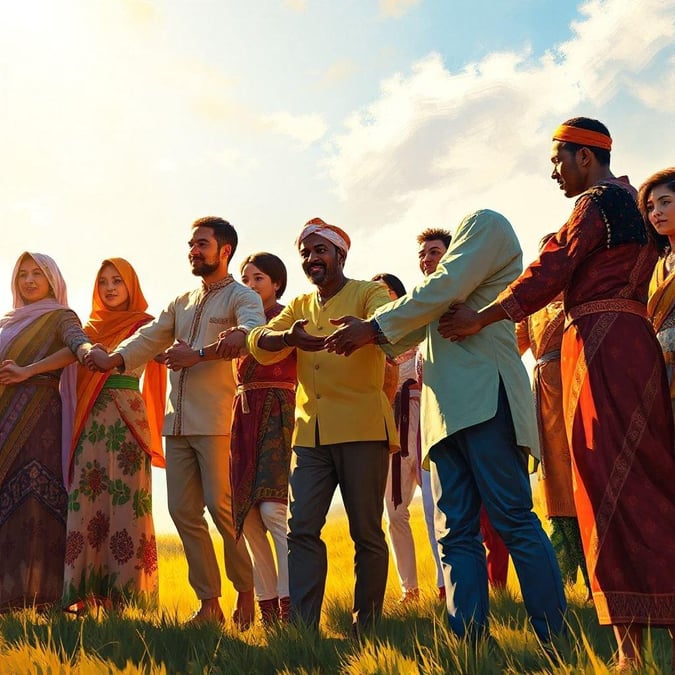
[0,252,90,611]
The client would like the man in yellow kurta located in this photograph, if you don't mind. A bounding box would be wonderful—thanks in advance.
[247,218,398,634]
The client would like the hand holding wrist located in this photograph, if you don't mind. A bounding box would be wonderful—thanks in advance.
[369,318,388,345]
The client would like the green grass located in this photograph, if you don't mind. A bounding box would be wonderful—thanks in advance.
[0,501,671,674]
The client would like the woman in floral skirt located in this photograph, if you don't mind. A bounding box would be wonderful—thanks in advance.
[62,258,166,613]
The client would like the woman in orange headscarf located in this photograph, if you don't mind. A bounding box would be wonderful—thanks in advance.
[62,258,166,613]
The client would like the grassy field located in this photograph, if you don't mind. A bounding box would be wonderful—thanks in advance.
[0,499,671,674]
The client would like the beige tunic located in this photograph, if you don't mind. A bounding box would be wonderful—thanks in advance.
[116,275,265,436]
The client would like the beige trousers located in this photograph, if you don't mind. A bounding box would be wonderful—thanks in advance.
[166,435,253,599]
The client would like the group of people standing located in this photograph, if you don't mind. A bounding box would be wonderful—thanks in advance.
[1,116,674,671]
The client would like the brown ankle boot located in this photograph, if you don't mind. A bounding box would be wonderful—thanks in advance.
[279,596,290,622]
[258,597,280,625]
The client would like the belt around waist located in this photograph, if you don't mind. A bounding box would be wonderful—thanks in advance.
[565,299,647,328]
[236,381,295,394]
[236,380,295,413]
[536,350,561,365]
[102,374,140,390]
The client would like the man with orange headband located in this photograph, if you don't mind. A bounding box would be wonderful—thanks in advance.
[439,117,675,669]
[247,217,398,636]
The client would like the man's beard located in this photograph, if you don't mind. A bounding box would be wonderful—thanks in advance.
[191,257,220,277]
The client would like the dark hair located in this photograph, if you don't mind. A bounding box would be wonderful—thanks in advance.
[416,227,452,248]
[558,117,611,166]
[192,216,238,261]
[371,273,406,299]
[637,168,675,254]
[240,252,288,298]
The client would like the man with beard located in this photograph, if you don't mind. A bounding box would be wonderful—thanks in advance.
[85,216,264,626]
[246,217,398,635]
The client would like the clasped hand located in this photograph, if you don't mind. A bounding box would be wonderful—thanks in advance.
[164,339,200,370]
[83,344,113,371]
[437,303,481,340]
[282,320,326,352]
[324,316,374,356]
[215,328,248,360]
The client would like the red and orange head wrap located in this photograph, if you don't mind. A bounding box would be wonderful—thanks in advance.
[296,217,351,256]
[552,124,612,151]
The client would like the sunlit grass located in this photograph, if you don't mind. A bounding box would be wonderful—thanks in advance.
[0,497,671,673]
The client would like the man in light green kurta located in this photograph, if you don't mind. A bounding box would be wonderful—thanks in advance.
[326,209,566,643]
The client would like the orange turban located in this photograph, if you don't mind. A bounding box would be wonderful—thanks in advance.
[296,217,351,255]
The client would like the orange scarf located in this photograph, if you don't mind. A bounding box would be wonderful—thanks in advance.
[69,258,166,485]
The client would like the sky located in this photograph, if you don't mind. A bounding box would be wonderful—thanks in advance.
[2,0,674,533]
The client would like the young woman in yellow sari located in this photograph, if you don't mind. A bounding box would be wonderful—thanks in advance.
[62,258,166,613]
[640,169,675,419]
[0,253,90,611]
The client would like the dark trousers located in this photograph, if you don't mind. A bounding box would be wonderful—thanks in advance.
[288,440,389,629]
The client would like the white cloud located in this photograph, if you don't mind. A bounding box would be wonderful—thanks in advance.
[324,0,675,266]
[629,55,675,112]
[379,0,421,19]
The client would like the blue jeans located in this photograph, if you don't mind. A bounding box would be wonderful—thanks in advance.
[429,382,566,642]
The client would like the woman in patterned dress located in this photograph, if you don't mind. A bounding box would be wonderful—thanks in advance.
[62,258,166,613]
[0,252,90,611]
[230,252,296,624]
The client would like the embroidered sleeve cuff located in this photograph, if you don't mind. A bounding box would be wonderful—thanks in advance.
[498,292,526,323]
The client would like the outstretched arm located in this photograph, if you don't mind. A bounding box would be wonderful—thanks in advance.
[257,320,326,353]
[0,345,85,384]
[375,211,521,345]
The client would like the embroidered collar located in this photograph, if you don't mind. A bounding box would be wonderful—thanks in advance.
[201,274,235,293]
